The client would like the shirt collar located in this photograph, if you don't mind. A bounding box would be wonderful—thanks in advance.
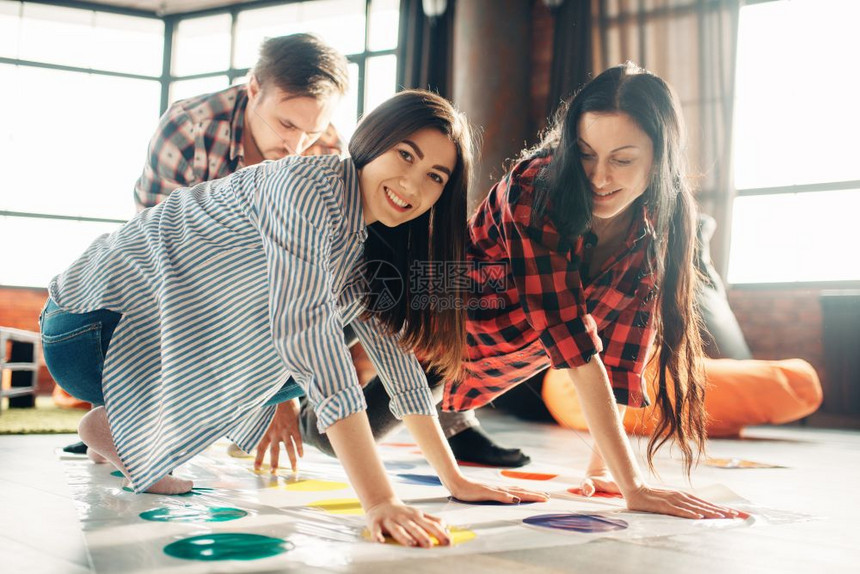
[229,85,249,164]
[341,157,368,242]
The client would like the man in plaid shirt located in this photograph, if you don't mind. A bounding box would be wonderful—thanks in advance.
[443,153,657,412]
[134,33,349,211]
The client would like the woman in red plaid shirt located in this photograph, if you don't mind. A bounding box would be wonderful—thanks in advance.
[444,63,737,520]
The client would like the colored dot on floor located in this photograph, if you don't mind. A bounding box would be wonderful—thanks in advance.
[279,478,348,492]
[500,470,559,481]
[566,487,624,499]
[140,506,247,523]
[447,496,537,506]
[177,487,214,497]
[110,470,124,478]
[523,513,628,533]
[307,498,364,515]
[383,461,416,471]
[122,486,213,496]
[364,526,477,546]
[163,533,293,561]
[397,473,443,486]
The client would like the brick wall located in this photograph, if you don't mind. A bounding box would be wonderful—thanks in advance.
[727,288,826,386]
[0,286,53,393]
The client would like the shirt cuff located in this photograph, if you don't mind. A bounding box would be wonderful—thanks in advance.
[540,313,603,369]
[605,365,651,408]
[313,384,369,433]
[386,385,437,419]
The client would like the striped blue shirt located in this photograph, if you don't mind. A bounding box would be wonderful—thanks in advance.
[50,155,435,493]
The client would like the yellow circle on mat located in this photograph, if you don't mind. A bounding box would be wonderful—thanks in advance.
[308,498,364,515]
[363,527,477,546]
[279,479,348,492]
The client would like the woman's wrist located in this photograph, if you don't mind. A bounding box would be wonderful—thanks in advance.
[364,495,401,514]
[439,469,468,493]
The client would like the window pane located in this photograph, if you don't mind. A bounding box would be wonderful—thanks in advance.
[18,3,94,69]
[170,75,229,105]
[173,14,231,77]
[733,0,860,189]
[0,64,159,221]
[91,12,164,76]
[0,0,21,59]
[298,0,366,55]
[368,0,400,51]
[364,55,397,115]
[728,190,860,283]
[15,3,161,76]
[235,0,365,70]
[234,4,301,71]
[332,62,360,144]
[0,216,122,288]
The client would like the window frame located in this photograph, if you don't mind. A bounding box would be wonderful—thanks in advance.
[0,0,396,288]
[727,0,860,289]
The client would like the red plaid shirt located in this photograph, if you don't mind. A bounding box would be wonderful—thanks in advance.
[133,84,343,210]
[443,154,659,411]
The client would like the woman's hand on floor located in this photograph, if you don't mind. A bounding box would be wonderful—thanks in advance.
[254,398,303,473]
[448,476,550,504]
[365,500,450,547]
[624,485,739,519]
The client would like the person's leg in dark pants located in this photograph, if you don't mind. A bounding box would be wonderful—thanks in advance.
[40,299,122,457]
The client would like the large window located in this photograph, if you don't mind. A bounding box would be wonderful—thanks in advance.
[0,0,400,288]
[0,1,163,288]
[729,0,860,284]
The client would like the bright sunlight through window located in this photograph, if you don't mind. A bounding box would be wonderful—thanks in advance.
[729,0,860,284]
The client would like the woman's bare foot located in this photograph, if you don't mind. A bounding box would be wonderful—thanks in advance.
[124,476,193,495]
[78,406,193,495]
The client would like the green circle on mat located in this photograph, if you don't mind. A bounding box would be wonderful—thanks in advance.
[111,470,124,477]
[140,506,247,523]
[164,533,292,561]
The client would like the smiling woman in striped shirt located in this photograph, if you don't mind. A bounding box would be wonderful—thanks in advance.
[40,89,546,548]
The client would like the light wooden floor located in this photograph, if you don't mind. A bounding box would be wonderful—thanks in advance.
[1,410,858,574]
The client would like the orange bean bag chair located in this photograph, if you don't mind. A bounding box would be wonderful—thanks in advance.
[542,358,822,437]
[52,384,91,410]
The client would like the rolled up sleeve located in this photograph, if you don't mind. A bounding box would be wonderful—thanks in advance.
[350,316,436,419]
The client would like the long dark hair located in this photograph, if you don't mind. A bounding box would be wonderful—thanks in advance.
[349,90,473,382]
[532,63,706,475]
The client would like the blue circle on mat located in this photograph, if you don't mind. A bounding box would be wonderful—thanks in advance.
[397,473,443,486]
[448,496,536,506]
[523,513,628,532]
[384,461,416,471]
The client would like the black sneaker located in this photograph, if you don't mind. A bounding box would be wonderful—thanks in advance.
[62,440,88,455]
[447,427,531,468]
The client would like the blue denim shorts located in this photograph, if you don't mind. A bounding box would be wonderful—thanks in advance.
[39,298,303,407]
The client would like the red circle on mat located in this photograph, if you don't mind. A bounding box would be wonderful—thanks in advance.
[500,470,558,481]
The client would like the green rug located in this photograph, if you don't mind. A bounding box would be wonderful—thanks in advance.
[0,396,86,434]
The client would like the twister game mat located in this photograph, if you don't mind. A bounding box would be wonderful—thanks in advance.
[59,438,807,572]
